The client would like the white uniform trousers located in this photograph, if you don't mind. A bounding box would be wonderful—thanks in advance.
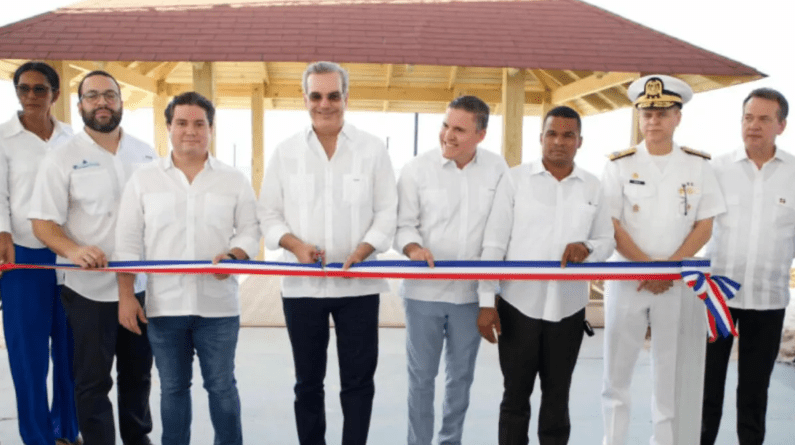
[601,279,706,445]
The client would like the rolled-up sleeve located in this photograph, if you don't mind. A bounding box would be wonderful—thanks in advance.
[258,150,291,251]
[477,170,515,307]
[114,173,145,262]
[230,176,262,259]
[362,147,397,253]
[394,164,423,253]
[28,152,69,224]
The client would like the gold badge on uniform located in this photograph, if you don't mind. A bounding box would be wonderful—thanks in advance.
[632,173,639,179]
[632,204,640,213]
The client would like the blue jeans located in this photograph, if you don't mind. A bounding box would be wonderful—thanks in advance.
[147,316,242,445]
[404,299,481,445]
[1,245,79,445]
[282,294,380,445]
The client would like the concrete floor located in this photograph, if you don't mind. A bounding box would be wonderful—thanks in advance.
[1,328,794,444]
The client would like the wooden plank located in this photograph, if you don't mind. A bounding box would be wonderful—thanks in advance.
[384,64,393,88]
[153,80,169,158]
[551,71,639,104]
[501,68,525,167]
[448,66,458,90]
[68,61,157,93]
[251,84,266,261]
[192,62,217,155]
[47,60,71,125]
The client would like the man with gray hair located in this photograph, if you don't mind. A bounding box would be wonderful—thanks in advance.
[258,61,397,445]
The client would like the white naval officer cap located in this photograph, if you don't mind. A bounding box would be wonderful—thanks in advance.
[627,74,693,109]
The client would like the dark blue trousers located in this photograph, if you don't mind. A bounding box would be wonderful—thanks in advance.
[1,244,79,445]
[282,294,379,445]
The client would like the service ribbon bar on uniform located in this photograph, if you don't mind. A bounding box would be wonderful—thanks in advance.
[0,258,738,340]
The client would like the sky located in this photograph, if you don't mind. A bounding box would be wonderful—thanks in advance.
[2,0,793,178]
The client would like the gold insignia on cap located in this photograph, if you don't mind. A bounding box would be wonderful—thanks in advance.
[634,77,683,109]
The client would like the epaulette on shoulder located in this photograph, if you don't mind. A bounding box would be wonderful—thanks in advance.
[608,148,636,161]
[681,146,711,160]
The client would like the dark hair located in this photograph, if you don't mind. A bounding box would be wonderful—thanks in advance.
[743,88,788,122]
[447,95,490,131]
[543,106,582,133]
[77,70,121,98]
[164,91,215,127]
[14,61,60,91]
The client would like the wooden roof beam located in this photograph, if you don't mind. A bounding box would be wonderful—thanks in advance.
[262,62,271,85]
[385,64,393,88]
[68,61,157,93]
[551,71,639,104]
[448,66,458,90]
[564,70,621,110]
[145,62,181,81]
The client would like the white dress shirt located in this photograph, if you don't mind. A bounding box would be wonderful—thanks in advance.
[602,141,725,261]
[479,161,615,321]
[0,114,72,248]
[29,130,156,302]
[395,148,509,304]
[707,147,795,309]
[115,155,261,317]
[258,122,398,298]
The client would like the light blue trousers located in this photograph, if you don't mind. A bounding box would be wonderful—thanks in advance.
[404,299,481,445]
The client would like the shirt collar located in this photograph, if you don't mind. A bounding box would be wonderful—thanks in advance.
[529,159,584,181]
[2,113,67,139]
[732,146,792,165]
[163,152,215,170]
[439,147,480,169]
[304,121,353,143]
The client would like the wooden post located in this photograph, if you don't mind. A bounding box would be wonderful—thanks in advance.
[48,60,72,125]
[540,90,553,132]
[153,80,169,157]
[251,84,265,260]
[501,68,525,167]
[630,107,642,145]
[192,62,216,155]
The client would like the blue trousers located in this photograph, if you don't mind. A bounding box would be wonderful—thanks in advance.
[1,245,79,445]
[404,299,481,445]
[282,294,380,445]
[147,316,242,445]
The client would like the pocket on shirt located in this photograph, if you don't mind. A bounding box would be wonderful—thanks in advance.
[342,174,370,205]
[71,169,113,215]
[774,195,795,228]
[143,192,176,230]
[288,174,314,204]
[479,187,497,214]
[571,202,598,239]
[204,192,235,231]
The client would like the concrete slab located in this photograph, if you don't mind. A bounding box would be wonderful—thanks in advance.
[1,328,794,444]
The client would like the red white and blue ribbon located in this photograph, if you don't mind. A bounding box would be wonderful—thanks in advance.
[682,262,740,342]
[0,258,739,340]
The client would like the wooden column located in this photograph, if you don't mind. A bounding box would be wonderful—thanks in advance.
[48,60,72,124]
[251,84,266,260]
[539,90,553,132]
[501,68,525,167]
[192,62,216,155]
[630,107,643,145]
[153,80,169,157]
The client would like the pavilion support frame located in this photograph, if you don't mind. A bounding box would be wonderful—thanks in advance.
[192,61,217,155]
[48,60,72,125]
[501,68,525,167]
[153,80,169,157]
[251,84,266,260]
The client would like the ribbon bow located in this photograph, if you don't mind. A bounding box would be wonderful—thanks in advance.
[681,261,740,342]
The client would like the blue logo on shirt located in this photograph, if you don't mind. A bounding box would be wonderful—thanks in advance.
[73,159,100,170]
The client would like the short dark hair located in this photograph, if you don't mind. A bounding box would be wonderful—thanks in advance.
[77,70,121,98]
[743,88,788,122]
[14,61,60,91]
[543,106,582,133]
[165,92,215,127]
[447,95,489,131]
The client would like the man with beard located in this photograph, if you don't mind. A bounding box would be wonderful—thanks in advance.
[30,70,156,445]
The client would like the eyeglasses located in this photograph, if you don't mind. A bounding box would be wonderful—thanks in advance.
[81,90,120,103]
[16,84,52,97]
[308,91,343,102]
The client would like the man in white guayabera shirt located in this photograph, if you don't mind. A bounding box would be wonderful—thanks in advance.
[258,61,397,445]
[30,70,156,445]
[115,91,260,445]
[701,88,792,445]
[395,95,508,445]
[478,105,614,444]
[600,75,725,445]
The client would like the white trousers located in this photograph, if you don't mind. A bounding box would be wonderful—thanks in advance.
[601,280,706,445]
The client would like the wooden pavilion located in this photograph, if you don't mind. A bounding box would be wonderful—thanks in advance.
[0,0,764,194]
